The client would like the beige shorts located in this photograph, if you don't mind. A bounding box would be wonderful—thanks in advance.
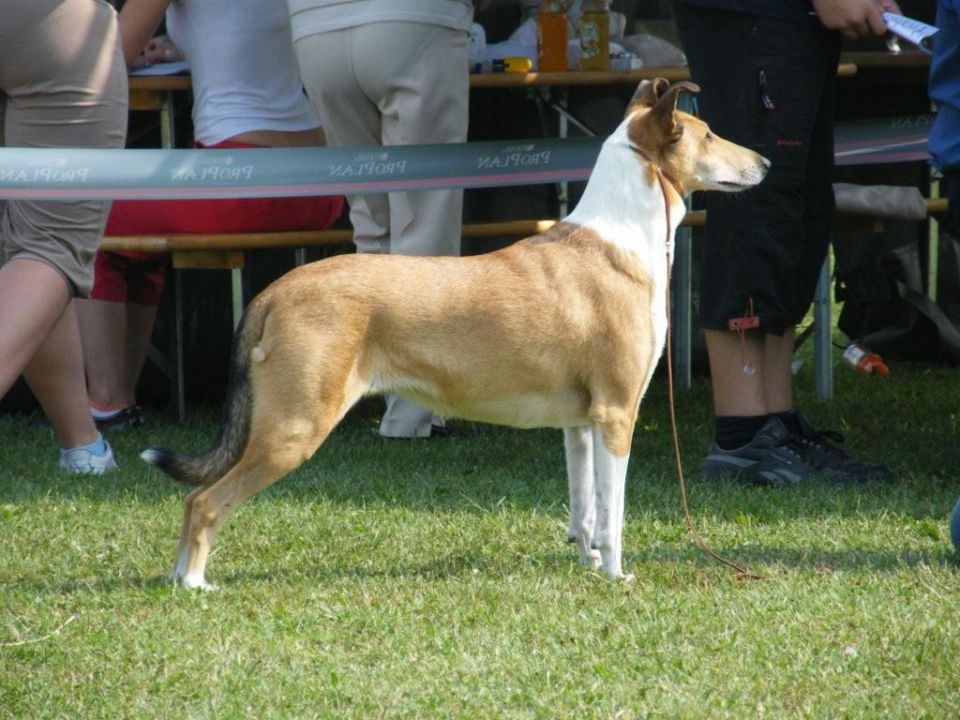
[0,0,128,297]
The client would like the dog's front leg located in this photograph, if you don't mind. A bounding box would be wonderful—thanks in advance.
[564,426,600,570]
[592,425,633,582]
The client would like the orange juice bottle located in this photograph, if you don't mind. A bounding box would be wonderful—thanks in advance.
[537,1,568,72]
[578,0,610,71]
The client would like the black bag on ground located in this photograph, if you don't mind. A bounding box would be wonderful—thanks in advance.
[833,181,960,365]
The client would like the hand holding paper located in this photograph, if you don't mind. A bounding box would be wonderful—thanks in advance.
[810,0,899,39]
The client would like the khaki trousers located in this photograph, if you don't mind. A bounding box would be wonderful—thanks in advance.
[0,0,127,297]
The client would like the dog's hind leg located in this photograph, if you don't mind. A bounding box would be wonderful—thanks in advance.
[173,486,203,581]
[174,377,359,589]
[564,426,600,569]
[174,418,334,590]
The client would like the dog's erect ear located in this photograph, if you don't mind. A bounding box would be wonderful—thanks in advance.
[628,78,671,111]
[656,81,700,111]
[648,81,700,141]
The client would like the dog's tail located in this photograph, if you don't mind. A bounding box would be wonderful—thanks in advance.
[140,301,266,486]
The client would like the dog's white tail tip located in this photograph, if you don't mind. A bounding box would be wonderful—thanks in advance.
[140,448,161,466]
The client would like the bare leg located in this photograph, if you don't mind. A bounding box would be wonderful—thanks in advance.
[76,298,157,408]
[122,302,158,396]
[0,259,71,398]
[705,327,796,417]
[23,302,100,450]
[760,328,795,414]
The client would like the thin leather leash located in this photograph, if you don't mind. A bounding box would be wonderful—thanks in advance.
[632,144,763,582]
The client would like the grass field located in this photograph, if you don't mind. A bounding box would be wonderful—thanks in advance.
[1,359,958,719]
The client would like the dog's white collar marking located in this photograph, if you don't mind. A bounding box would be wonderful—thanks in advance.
[565,119,684,266]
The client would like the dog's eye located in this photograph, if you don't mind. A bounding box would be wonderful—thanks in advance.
[705,132,714,142]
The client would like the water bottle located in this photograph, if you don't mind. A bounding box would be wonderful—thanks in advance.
[842,343,890,376]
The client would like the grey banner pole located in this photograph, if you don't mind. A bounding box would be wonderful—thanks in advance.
[813,259,834,399]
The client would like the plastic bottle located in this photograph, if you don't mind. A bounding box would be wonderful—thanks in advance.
[468,22,486,73]
[578,0,610,71]
[842,343,890,376]
[522,0,540,21]
[537,1,568,72]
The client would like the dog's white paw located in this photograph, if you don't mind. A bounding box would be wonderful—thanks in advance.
[583,548,602,570]
[180,573,218,592]
[573,545,602,570]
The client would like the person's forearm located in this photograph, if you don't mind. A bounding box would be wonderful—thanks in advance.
[116,0,172,67]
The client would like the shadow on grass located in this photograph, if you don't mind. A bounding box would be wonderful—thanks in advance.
[10,540,957,599]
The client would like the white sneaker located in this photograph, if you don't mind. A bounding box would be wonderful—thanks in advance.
[59,440,118,475]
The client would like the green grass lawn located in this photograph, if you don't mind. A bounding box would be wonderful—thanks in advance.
[1,361,958,719]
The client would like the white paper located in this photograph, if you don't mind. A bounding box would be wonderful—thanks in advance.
[883,13,938,53]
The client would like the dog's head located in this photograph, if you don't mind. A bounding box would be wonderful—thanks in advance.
[620,78,770,195]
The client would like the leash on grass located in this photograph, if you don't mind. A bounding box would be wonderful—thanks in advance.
[642,149,763,582]
[663,303,763,582]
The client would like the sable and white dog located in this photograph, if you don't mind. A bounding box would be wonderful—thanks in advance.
[143,79,769,590]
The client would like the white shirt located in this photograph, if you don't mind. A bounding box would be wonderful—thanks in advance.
[288,0,474,42]
[167,0,320,146]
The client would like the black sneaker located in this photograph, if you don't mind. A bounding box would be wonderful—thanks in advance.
[703,417,815,488]
[790,411,889,484]
[94,405,145,432]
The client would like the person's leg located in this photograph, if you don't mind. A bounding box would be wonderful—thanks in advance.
[76,298,137,409]
[295,27,419,433]
[19,294,116,475]
[674,7,827,483]
[374,23,469,258]
[0,0,126,471]
[0,259,72,397]
[674,7,791,449]
[77,249,162,415]
[23,302,99,450]
[705,329,765,418]
[360,22,470,437]
[294,27,391,255]
[761,328,796,415]
[705,326,796,418]
[122,302,159,399]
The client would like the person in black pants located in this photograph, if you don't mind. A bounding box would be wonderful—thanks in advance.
[671,0,900,487]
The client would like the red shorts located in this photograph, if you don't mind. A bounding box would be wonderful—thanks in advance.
[90,250,168,305]
[92,140,345,305]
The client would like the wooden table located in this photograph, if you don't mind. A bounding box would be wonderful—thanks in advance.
[840,49,931,71]
[129,62,859,103]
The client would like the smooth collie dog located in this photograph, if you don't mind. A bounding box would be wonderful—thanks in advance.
[143,79,769,590]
